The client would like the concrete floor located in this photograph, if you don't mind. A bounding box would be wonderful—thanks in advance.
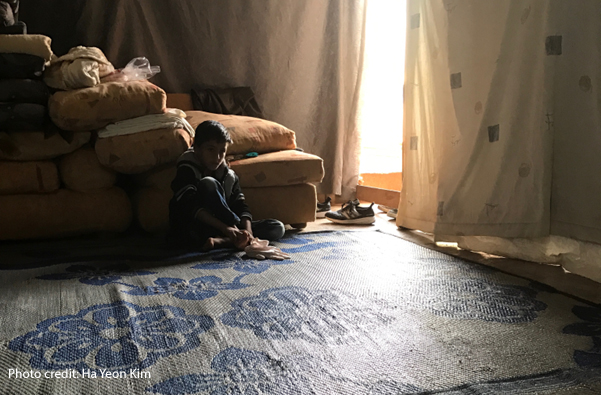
[299,203,601,305]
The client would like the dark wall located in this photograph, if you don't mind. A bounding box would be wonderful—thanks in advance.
[19,0,86,56]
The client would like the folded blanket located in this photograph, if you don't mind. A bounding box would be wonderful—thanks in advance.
[0,103,46,131]
[0,79,49,104]
[0,34,53,62]
[0,52,44,79]
[97,108,195,139]
[44,46,115,90]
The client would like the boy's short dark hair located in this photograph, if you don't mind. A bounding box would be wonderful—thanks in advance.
[193,120,233,147]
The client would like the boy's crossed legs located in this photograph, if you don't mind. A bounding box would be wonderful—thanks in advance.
[180,177,285,251]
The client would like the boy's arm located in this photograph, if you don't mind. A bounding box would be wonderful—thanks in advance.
[240,217,253,235]
[170,166,203,222]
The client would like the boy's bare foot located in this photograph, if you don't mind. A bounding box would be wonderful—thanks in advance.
[202,237,234,251]
[201,238,215,252]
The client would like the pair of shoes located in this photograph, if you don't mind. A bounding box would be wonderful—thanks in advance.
[387,208,398,219]
[316,196,332,218]
[325,199,376,225]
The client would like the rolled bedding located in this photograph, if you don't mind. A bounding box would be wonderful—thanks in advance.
[58,146,117,191]
[0,187,133,240]
[48,81,166,132]
[0,160,59,195]
[0,53,45,79]
[0,130,91,161]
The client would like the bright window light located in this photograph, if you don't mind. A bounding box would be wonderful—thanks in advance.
[359,0,406,174]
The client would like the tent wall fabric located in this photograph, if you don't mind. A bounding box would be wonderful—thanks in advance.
[21,0,367,199]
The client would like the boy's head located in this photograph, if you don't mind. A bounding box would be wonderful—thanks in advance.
[193,120,233,171]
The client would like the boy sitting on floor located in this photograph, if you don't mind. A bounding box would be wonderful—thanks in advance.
[168,120,285,251]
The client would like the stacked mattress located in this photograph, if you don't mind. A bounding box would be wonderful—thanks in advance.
[0,37,169,240]
[0,38,325,239]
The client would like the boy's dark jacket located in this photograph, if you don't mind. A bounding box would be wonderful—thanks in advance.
[169,148,252,228]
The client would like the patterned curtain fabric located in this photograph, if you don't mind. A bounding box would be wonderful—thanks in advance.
[399,0,601,282]
[399,0,554,238]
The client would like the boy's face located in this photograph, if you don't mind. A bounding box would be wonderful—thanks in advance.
[194,140,228,171]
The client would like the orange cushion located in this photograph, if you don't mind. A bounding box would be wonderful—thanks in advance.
[0,187,132,240]
[95,128,192,174]
[59,147,117,191]
[0,131,91,161]
[185,110,296,155]
[229,150,324,188]
[0,161,59,194]
[48,81,166,132]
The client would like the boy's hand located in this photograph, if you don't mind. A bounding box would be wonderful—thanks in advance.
[223,226,242,243]
[234,230,252,250]
[222,226,251,250]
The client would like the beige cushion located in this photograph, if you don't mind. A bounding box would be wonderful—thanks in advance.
[48,81,166,132]
[133,187,173,233]
[230,150,324,188]
[0,34,53,62]
[0,187,132,240]
[186,111,296,155]
[0,131,91,161]
[59,146,117,191]
[132,164,176,190]
[95,128,192,174]
[0,161,59,195]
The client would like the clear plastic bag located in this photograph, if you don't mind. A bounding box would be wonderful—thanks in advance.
[121,57,160,81]
[101,57,160,83]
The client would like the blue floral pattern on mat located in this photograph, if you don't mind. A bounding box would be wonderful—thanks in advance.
[276,234,339,254]
[563,305,601,368]
[9,301,214,372]
[194,251,294,274]
[406,277,547,323]
[278,241,339,254]
[36,264,156,285]
[221,286,391,344]
[120,275,250,300]
[147,347,316,395]
[275,235,317,245]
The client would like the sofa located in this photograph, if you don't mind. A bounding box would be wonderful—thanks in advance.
[132,93,324,233]
[0,79,323,240]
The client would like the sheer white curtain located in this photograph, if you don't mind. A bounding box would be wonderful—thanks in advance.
[399,0,553,237]
[399,0,601,282]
